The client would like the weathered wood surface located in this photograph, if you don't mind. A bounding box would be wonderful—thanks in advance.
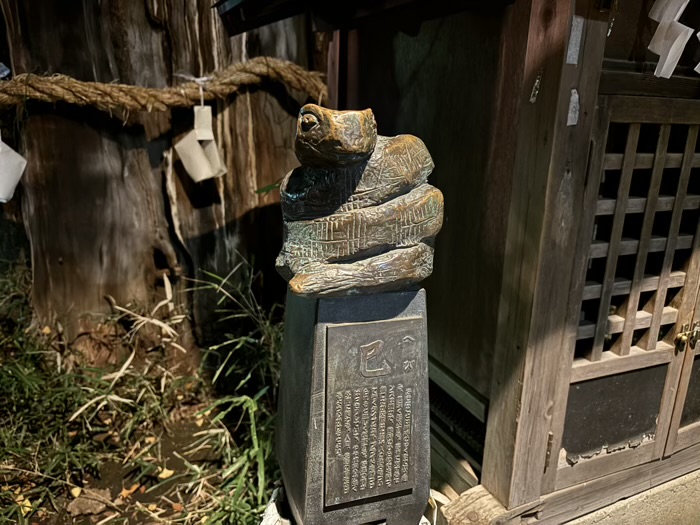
[534,441,700,525]
[0,1,312,356]
[665,216,700,455]
[483,0,614,506]
[341,5,507,398]
[439,485,538,525]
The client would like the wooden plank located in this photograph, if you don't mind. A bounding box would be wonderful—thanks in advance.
[589,123,640,361]
[577,306,679,340]
[431,438,477,496]
[535,441,700,525]
[542,95,612,490]
[641,126,699,350]
[570,343,674,383]
[440,485,539,525]
[603,152,700,171]
[482,0,583,508]
[664,219,700,455]
[431,426,480,492]
[431,420,483,473]
[589,234,694,258]
[554,441,656,491]
[674,420,700,453]
[599,69,700,99]
[582,271,687,300]
[430,469,460,503]
[596,194,700,216]
[429,358,487,423]
[609,96,700,124]
[615,125,671,356]
[652,341,688,458]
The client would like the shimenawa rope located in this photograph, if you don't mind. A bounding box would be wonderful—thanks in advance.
[0,57,327,114]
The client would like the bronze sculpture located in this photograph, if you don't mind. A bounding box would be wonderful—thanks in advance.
[276,104,444,296]
[275,104,441,525]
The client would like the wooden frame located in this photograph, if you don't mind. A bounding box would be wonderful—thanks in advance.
[444,440,700,524]
[541,95,700,490]
[482,0,611,508]
[665,219,700,455]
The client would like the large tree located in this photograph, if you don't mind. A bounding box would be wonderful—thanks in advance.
[0,0,314,366]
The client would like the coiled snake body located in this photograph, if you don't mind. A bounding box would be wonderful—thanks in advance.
[276,104,444,297]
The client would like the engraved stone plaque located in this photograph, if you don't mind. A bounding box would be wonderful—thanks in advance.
[276,290,430,525]
[325,318,422,507]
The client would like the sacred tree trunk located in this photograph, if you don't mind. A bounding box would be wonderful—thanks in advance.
[0,1,314,366]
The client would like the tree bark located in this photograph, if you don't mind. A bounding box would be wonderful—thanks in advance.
[0,0,311,364]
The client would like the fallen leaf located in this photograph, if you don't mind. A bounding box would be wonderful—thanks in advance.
[119,483,139,499]
[70,487,82,498]
[144,436,158,445]
[41,326,51,335]
[66,488,110,517]
[19,498,32,515]
[158,467,175,480]
[148,504,158,511]
[172,503,184,512]
[195,418,204,427]
[139,486,147,494]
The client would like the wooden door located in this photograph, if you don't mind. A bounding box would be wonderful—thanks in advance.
[665,233,700,455]
[544,96,700,492]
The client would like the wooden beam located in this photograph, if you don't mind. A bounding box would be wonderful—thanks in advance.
[482,0,609,508]
[429,358,488,423]
[570,343,674,383]
[535,441,700,524]
[599,69,700,99]
[442,441,700,524]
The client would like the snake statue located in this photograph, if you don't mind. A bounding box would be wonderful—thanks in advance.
[276,104,444,297]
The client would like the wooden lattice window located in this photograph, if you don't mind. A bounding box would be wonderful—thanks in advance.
[548,96,700,491]
[575,109,699,362]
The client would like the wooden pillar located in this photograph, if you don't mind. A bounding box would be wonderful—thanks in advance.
[480,0,610,510]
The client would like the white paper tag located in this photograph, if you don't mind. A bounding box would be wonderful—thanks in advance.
[174,131,218,182]
[174,130,227,183]
[649,0,690,22]
[201,140,227,178]
[0,140,28,203]
[649,21,693,78]
[567,89,580,126]
[566,16,585,65]
[194,106,215,141]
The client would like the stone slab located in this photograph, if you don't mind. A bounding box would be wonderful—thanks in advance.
[276,289,431,525]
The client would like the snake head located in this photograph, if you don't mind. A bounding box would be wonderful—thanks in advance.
[295,104,377,168]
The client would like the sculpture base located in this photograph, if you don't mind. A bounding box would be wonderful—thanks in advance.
[260,486,434,525]
[276,289,431,525]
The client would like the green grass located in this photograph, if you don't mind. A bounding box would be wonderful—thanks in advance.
[0,260,283,524]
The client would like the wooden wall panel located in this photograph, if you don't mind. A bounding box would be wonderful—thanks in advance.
[343,7,508,399]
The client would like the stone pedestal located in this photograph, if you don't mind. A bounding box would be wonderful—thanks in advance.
[277,289,431,525]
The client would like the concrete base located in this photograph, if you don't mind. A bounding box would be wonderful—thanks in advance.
[567,468,700,525]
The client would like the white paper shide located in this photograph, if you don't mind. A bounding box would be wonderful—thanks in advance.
[0,139,28,203]
[647,0,694,79]
[174,105,227,183]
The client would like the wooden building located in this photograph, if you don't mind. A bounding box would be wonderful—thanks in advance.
[222,0,700,522]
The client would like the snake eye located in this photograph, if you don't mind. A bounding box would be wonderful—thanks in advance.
[300,113,319,132]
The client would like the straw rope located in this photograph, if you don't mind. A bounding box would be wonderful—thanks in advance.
[0,57,327,113]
